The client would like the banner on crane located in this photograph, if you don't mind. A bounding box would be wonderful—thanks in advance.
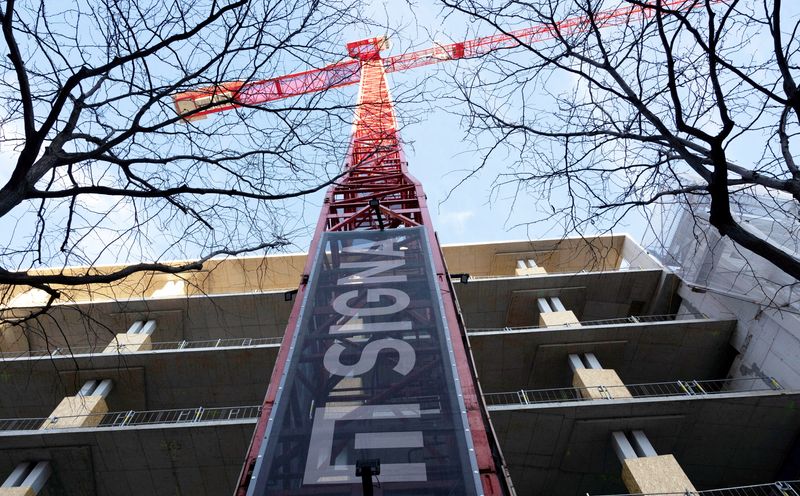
[246,227,482,495]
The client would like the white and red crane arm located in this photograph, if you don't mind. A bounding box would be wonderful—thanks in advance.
[172,0,719,120]
[384,0,717,72]
[172,60,361,120]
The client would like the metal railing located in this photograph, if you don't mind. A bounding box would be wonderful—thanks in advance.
[0,405,262,432]
[592,480,800,495]
[469,312,708,334]
[483,377,783,408]
[0,336,283,360]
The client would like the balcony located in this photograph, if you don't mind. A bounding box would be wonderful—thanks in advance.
[453,269,675,332]
[488,385,800,496]
[0,338,280,418]
[0,407,256,495]
[4,290,293,353]
[468,315,736,393]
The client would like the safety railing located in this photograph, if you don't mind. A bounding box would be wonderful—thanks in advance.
[483,377,783,408]
[469,312,708,334]
[0,405,262,432]
[591,479,800,495]
[0,336,283,360]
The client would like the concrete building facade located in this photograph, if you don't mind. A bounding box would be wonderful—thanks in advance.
[0,233,798,495]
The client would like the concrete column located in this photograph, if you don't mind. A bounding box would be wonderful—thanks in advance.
[40,379,112,430]
[611,430,696,494]
[569,353,631,399]
[536,298,553,314]
[548,296,566,312]
[515,258,546,276]
[102,319,156,353]
[0,461,51,496]
[0,324,28,354]
[583,352,603,370]
[630,430,658,457]
[537,296,580,327]
[567,354,585,374]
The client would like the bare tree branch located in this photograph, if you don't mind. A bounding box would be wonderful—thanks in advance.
[442,0,800,280]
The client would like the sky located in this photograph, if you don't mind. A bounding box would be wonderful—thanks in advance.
[1,0,796,269]
[0,0,588,268]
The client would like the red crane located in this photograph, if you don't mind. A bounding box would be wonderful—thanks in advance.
[173,0,705,121]
[172,2,715,495]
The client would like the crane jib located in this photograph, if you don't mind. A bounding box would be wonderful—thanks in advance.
[245,228,483,495]
[238,62,361,105]
[174,0,718,119]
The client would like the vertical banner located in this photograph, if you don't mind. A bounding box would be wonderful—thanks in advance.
[247,227,481,495]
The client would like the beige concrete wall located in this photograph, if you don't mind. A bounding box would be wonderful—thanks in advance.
[622,455,696,494]
[1,253,306,309]
[572,368,632,399]
[39,395,108,430]
[0,488,36,496]
[442,235,628,276]
[539,310,581,327]
[1,235,662,309]
[514,266,547,276]
[102,333,152,353]
[620,236,663,270]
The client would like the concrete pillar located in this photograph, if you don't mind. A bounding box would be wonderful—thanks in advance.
[515,258,546,276]
[569,354,631,399]
[103,319,156,353]
[611,430,696,494]
[0,324,28,354]
[536,298,553,314]
[0,461,51,496]
[583,352,602,370]
[630,430,658,457]
[40,379,112,430]
[537,296,580,327]
[567,354,585,374]
[549,296,567,312]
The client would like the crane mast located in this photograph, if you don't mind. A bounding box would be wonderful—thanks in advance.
[236,37,509,495]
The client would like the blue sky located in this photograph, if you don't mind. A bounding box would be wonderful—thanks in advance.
[0,0,572,266]
[2,0,795,268]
